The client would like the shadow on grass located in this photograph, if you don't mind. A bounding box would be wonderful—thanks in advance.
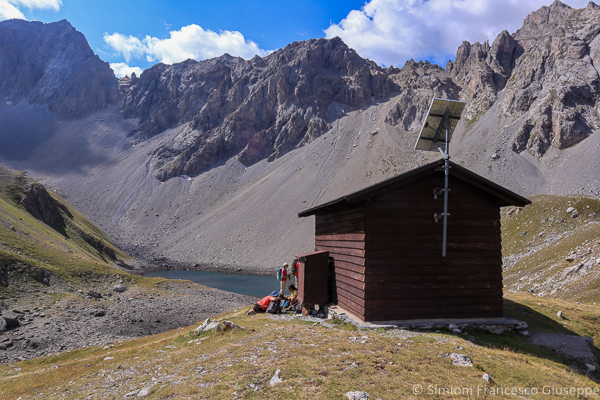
[465,298,599,379]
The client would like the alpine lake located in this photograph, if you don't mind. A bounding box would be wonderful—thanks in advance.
[144,270,278,298]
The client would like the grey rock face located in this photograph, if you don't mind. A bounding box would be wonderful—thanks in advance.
[0,19,118,119]
[120,38,396,180]
[384,60,459,130]
[505,2,600,156]
[0,164,71,232]
[18,181,70,231]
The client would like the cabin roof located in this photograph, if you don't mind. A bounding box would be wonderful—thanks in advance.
[298,159,531,217]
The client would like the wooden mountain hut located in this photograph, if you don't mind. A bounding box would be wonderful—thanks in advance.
[298,159,531,322]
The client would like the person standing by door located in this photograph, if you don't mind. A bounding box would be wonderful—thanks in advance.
[277,263,288,296]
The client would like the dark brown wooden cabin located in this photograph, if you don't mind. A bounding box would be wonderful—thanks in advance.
[298,159,531,322]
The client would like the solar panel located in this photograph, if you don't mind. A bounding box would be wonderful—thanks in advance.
[414,98,466,152]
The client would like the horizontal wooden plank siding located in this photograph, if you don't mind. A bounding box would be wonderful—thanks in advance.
[366,225,501,236]
[367,257,501,267]
[316,233,366,242]
[365,295,502,308]
[365,288,503,300]
[314,205,367,316]
[361,173,505,321]
[310,169,508,322]
[365,272,503,283]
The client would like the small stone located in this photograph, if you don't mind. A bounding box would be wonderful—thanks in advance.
[453,329,462,334]
[113,285,127,293]
[195,318,220,333]
[557,311,563,319]
[269,369,283,386]
[137,387,152,397]
[94,310,106,317]
[515,321,528,330]
[585,364,597,372]
[3,317,20,330]
[346,391,370,400]
[567,207,575,213]
[482,373,491,382]
[450,353,473,367]
[448,324,457,329]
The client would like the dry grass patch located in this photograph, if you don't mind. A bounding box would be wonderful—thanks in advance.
[2,302,599,399]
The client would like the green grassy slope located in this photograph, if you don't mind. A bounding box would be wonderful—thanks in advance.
[0,166,136,298]
[501,195,600,301]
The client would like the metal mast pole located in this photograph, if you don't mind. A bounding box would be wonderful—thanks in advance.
[442,114,450,257]
[415,98,464,257]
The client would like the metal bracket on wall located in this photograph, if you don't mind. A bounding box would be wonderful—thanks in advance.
[434,212,450,223]
[433,188,451,199]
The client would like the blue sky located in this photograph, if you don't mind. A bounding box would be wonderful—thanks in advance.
[1,0,591,77]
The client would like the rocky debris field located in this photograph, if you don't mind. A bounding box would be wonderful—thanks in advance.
[0,279,257,364]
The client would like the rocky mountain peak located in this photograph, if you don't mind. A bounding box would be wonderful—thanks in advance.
[119,35,396,181]
[0,19,118,119]
[516,1,573,40]
[502,1,600,156]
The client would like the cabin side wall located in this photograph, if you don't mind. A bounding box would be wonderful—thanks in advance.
[363,173,504,321]
[314,205,366,319]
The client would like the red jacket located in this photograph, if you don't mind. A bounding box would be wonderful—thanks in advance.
[257,295,275,310]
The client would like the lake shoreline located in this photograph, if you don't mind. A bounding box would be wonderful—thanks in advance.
[120,255,276,277]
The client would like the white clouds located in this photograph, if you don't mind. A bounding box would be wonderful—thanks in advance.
[104,24,268,66]
[0,1,24,19]
[0,0,61,20]
[110,62,143,78]
[11,0,61,10]
[325,0,590,67]
[103,33,146,63]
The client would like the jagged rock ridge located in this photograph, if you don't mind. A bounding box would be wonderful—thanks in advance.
[116,0,600,182]
[119,38,395,181]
